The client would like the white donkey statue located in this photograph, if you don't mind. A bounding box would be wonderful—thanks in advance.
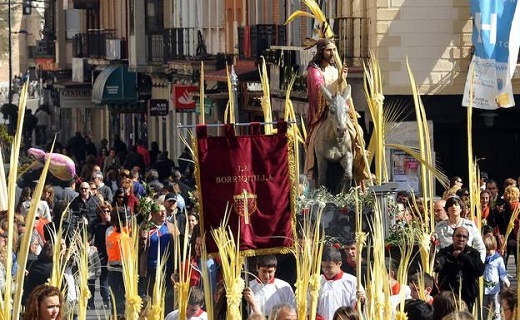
[313,84,353,194]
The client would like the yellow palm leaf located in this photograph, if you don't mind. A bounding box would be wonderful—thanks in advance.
[302,0,327,25]
[285,10,316,25]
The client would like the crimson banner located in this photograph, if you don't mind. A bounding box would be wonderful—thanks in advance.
[196,122,294,254]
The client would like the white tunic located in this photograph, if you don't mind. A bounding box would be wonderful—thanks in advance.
[164,309,208,320]
[317,272,359,320]
[249,278,295,315]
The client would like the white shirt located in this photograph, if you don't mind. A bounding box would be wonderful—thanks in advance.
[435,218,486,261]
[389,283,412,309]
[164,309,207,320]
[317,272,360,320]
[249,278,295,315]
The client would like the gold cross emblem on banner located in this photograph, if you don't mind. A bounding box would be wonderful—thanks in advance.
[233,189,258,224]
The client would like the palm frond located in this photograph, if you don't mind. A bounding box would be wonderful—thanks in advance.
[285,10,315,24]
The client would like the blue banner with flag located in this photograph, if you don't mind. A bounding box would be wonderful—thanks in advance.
[463,0,520,109]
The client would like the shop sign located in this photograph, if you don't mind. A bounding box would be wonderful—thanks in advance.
[149,99,169,116]
[172,85,198,111]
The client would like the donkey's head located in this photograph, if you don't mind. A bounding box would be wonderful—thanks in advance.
[320,84,351,138]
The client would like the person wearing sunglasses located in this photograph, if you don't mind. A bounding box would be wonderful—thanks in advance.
[88,202,113,309]
[69,182,99,225]
[434,226,485,310]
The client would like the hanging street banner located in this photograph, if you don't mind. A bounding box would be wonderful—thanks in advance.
[196,122,294,255]
[463,0,520,110]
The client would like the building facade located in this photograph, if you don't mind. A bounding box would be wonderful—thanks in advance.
[36,0,519,182]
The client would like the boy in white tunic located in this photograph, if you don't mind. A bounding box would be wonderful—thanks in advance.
[243,255,295,316]
[164,287,207,320]
[317,247,363,320]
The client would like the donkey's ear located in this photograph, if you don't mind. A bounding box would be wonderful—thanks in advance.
[320,84,333,103]
[342,84,352,101]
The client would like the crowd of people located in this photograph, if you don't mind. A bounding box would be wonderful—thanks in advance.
[0,135,199,318]
[0,129,519,320]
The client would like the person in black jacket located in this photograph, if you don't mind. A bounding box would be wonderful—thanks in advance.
[69,182,100,224]
[89,201,112,308]
[434,226,485,310]
[23,241,54,304]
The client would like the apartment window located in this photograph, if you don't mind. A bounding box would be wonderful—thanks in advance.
[146,0,163,33]
[173,0,226,56]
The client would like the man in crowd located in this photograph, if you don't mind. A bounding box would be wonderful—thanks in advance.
[434,199,448,223]
[435,226,485,310]
[56,179,78,203]
[91,171,113,203]
[70,182,100,224]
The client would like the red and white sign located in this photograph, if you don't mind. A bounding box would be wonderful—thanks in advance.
[172,85,198,111]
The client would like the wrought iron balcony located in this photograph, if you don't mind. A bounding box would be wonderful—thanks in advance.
[163,28,197,62]
[73,29,120,59]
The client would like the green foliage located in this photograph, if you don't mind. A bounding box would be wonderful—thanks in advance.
[136,194,160,228]
[385,220,424,247]
[297,186,376,214]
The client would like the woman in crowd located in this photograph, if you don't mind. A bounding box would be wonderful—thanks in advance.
[89,201,112,309]
[16,186,32,214]
[480,189,492,221]
[503,185,519,267]
[42,185,55,217]
[187,212,199,243]
[434,196,486,261]
[112,187,134,218]
[121,179,139,214]
[23,284,63,320]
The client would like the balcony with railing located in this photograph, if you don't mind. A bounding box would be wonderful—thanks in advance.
[145,28,199,64]
[333,17,370,67]
[73,29,125,60]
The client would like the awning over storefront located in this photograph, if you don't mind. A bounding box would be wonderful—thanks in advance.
[92,65,138,104]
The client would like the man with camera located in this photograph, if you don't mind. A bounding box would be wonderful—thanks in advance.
[70,182,100,224]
